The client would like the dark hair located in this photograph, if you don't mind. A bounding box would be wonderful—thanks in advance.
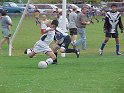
[72,8,77,11]
[81,7,87,11]
[51,20,58,27]
[111,4,117,7]
[1,10,7,16]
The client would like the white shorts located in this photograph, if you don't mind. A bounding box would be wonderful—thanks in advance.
[33,40,52,54]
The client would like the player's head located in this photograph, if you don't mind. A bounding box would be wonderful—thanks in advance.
[1,10,7,16]
[72,7,77,12]
[51,20,58,28]
[81,7,87,14]
[42,15,47,20]
[111,4,117,12]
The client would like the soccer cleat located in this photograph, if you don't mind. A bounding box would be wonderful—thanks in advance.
[52,62,57,65]
[24,49,32,54]
[99,49,103,55]
[75,49,80,58]
[116,52,121,55]
[24,49,27,54]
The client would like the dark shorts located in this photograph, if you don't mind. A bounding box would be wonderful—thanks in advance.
[69,28,77,35]
[58,35,71,49]
[105,33,118,38]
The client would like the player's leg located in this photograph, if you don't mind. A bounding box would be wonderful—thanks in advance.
[69,28,77,45]
[45,51,56,65]
[99,33,110,55]
[114,33,121,55]
[52,44,60,64]
[60,36,80,58]
[0,37,8,49]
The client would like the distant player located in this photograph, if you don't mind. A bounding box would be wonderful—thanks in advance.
[52,27,80,64]
[34,6,40,25]
[89,6,99,23]
[99,4,124,55]
[0,10,12,50]
[24,20,58,65]
[40,15,50,35]
[68,8,77,46]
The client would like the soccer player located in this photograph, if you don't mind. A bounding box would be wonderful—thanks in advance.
[0,10,12,50]
[34,6,40,25]
[40,15,50,35]
[24,20,58,65]
[68,8,78,46]
[99,4,124,55]
[89,5,99,23]
[52,27,80,64]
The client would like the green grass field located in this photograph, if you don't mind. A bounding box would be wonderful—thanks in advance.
[0,16,124,93]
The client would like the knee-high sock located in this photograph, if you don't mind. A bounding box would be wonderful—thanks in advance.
[100,43,106,50]
[65,49,76,53]
[116,44,120,52]
[53,52,57,63]
[46,58,53,65]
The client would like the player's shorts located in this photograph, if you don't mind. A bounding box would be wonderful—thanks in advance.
[33,40,52,54]
[105,33,118,38]
[69,28,77,35]
[58,35,71,49]
[2,29,10,38]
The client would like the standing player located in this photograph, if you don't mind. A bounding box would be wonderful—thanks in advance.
[24,20,58,65]
[68,8,77,46]
[52,27,80,64]
[99,4,124,55]
[0,10,12,50]
[34,6,40,25]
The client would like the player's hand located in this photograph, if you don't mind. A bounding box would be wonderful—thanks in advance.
[104,30,108,33]
[121,29,124,33]
[86,22,90,25]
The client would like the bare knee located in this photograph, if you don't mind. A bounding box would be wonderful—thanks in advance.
[60,47,65,53]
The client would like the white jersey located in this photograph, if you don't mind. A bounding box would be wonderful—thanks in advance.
[40,27,55,45]
[41,21,47,29]
[58,16,69,32]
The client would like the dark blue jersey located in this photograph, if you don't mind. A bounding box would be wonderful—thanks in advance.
[104,11,123,33]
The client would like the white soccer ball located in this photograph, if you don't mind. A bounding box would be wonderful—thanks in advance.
[38,61,48,69]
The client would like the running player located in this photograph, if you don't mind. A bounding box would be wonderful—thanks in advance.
[24,20,58,65]
[52,27,80,64]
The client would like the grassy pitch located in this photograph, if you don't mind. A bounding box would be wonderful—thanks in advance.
[0,16,124,93]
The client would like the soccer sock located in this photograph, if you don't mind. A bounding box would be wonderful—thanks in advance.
[65,49,76,53]
[46,58,53,65]
[100,43,106,50]
[116,44,120,52]
[53,52,57,63]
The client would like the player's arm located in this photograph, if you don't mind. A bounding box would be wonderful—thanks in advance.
[7,18,12,32]
[43,27,54,33]
[82,21,90,25]
[81,14,90,25]
[118,17,124,33]
[104,16,109,33]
